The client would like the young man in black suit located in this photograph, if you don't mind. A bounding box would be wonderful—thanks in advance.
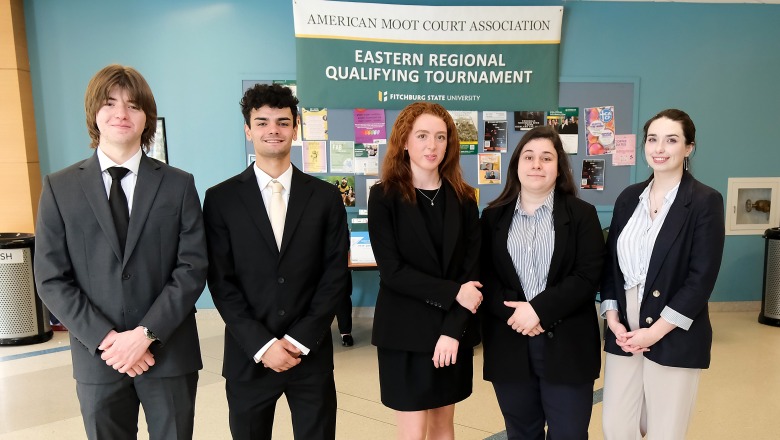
[203,84,349,440]
[34,64,208,440]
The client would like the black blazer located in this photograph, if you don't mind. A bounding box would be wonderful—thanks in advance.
[368,181,480,352]
[481,192,604,384]
[35,153,207,383]
[602,172,724,369]
[203,165,349,381]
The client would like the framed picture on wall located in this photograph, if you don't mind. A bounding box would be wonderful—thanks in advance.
[148,117,168,163]
[725,177,780,235]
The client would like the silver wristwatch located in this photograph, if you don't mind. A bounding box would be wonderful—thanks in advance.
[143,326,158,342]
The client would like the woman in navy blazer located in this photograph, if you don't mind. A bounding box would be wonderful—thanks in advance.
[481,126,605,439]
[368,102,482,439]
[601,109,725,439]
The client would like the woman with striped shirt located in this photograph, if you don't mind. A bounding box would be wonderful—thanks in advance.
[601,109,725,439]
[480,126,605,439]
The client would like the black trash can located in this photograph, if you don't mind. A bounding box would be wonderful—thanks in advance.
[759,227,780,327]
[0,233,53,344]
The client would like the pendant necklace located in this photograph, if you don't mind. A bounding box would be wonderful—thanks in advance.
[417,186,441,206]
[650,191,659,214]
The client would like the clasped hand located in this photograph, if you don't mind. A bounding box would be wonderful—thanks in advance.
[504,301,544,336]
[607,317,660,354]
[260,338,302,372]
[99,327,155,377]
[456,281,483,314]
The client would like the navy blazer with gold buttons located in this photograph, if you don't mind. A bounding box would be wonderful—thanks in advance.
[602,171,725,369]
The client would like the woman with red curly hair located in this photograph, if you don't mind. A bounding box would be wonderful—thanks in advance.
[369,102,482,439]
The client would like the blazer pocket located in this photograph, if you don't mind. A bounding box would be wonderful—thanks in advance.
[149,206,179,218]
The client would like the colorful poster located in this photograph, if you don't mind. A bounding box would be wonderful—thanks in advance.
[483,111,507,153]
[449,111,479,152]
[303,140,327,173]
[514,111,545,130]
[302,107,328,140]
[581,159,605,190]
[293,2,563,110]
[330,140,355,173]
[552,107,579,154]
[556,107,579,135]
[585,106,615,155]
[321,175,356,207]
[353,109,387,144]
[478,153,501,185]
[612,134,636,166]
[354,143,379,175]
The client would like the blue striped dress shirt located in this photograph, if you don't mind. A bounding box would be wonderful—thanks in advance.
[507,191,555,301]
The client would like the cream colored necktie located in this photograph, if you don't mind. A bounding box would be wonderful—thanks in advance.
[269,180,285,249]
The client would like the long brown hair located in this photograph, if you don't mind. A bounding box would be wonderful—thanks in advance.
[380,102,475,203]
[84,64,157,149]
[487,126,577,209]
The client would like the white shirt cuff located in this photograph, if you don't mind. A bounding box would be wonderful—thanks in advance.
[284,335,310,355]
[600,300,619,318]
[660,306,693,331]
[253,338,277,363]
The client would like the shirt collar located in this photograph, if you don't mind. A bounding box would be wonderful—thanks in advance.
[97,146,143,175]
[515,190,555,216]
[254,163,293,191]
[639,179,682,204]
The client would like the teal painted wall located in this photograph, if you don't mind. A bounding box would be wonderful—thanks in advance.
[23,0,780,307]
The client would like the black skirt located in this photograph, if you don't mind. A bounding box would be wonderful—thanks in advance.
[377,347,473,411]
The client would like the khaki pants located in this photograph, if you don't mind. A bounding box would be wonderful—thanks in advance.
[602,286,701,439]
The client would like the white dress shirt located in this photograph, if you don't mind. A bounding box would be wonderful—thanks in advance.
[251,164,310,363]
[97,147,142,215]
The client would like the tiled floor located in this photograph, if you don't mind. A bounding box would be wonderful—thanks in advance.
[1,309,778,439]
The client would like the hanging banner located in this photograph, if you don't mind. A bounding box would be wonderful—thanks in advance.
[292,0,562,110]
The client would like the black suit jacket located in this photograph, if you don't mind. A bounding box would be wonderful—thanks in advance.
[204,165,349,381]
[480,192,604,384]
[35,152,207,383]
[368,181,480,352]
[602,172,725,369]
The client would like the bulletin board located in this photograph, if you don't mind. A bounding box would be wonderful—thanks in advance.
[242,78,638,210]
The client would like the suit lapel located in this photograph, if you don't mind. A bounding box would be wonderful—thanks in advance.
[236,166,278,254]
[643,173,693,295]
[77,153,124,262]
[547,193,570,284]
[280,167,314,258]
[493,202,524,299]
[123,154,162,265]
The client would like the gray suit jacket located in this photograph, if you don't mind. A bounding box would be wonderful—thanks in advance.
[34,152,207,383]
